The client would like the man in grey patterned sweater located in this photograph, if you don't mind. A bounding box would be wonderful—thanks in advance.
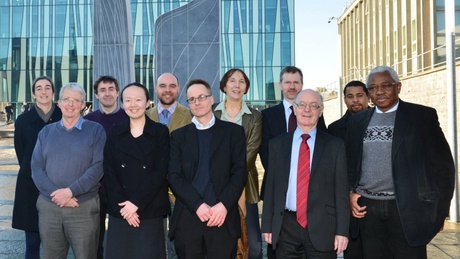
[346,66,455,259]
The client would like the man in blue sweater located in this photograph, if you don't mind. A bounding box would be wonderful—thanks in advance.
[84,75,128,259]
[32,82,106,259]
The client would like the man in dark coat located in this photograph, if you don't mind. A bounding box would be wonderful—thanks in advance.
[346,66,455,258]
[5,102,14,123]
[262,89,349,258]
[168,79,247,258]
[327,80,369,259]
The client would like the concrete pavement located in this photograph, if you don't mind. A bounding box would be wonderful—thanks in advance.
[1,122,460,258]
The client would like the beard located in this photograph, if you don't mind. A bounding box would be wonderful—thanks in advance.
[159,96,176,106]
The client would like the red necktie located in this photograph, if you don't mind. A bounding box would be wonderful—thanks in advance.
[297,134,311,228]
[288,106,297,132]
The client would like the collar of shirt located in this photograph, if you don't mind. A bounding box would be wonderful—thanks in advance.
[283,99,294,131]
[192,114,216,130]
[100,106,120,115]
[293,127,317,146]
[375,101,399,113]
[60,116,84,131]
[285,127,317,211]
[158,102,178,116]
[215,100,252,125]
[283,99,293,114]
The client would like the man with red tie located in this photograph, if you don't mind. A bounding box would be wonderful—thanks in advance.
[261,89,349,258]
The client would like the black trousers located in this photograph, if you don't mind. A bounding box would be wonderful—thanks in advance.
[174,208,237,259]
[357,197,427,259]
[276,211,336,259]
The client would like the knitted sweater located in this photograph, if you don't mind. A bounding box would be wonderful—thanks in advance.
[31,118,106,203]
[84,108,128,135]
[357,111,396,200]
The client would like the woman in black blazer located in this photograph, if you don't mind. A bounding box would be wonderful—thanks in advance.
[103,83,170,259]
[12,76,62,259]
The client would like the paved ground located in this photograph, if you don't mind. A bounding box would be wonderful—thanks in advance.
[1,121,459,258]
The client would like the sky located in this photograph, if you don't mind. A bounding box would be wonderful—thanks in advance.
[295,0,350,89]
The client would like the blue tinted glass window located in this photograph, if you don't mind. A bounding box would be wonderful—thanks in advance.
[12,7,23,37]
[0,7,9,38]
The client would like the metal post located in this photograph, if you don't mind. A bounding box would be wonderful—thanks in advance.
[445,0,458,222]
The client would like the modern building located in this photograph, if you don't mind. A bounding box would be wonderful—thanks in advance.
[337,0,460,84]
[0,0,295,113]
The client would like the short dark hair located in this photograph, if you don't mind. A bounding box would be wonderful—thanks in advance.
[32,76,54,95]
[93,75,119,94]
[120,82,150,102]
[280,66,303,83]
[343,80,369,96]
[186,79,212,95]
[219,68,250,94]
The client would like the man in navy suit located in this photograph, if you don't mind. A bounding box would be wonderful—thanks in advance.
[259,66,326,258]
[168,79,247,258]
[346,66,455,258]
[261,89,349,258]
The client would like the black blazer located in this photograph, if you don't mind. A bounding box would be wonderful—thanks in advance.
[103,117,170,219]
[327,110,352,140]
[12,105,62,231]
[259,102,327,198]
[261,130,349,252]
[168,118,247,239]
[346,100,455,246]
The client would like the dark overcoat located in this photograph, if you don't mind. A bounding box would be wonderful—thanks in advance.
[103,116,170,219]
[346,100,455,246]
[12,105,62,231]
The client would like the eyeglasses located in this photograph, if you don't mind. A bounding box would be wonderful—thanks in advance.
[294,102,322,111]
[60,97,83,104]
[367,83,397,93]
[186,94,212,104]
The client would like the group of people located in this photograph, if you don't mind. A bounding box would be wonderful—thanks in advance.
[10,65,455,259]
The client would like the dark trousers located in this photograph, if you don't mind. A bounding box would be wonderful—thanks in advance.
[246,202,262,259]
[97,191,107,259]
[267,243,277,259]
[25,231,41,259]
[174,208,237,259]
[358,197,427,259]
[343,235,363,259]
[276,211,336,259]
[6,112,12,122]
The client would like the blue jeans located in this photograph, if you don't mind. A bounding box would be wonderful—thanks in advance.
[246,202,262,259]
[358,197,427,259]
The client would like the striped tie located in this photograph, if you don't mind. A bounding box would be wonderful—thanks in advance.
[296,134,311,228]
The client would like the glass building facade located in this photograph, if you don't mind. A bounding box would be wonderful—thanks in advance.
[0,0,295,112]
[221,0,295,104]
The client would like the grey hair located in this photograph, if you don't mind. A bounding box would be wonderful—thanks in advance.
[293,89,323,106]
[366,66,400,86]
[59,82,86,102]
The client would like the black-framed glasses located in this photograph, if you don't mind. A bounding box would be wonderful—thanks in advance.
[294,102,322,111]
[367,82,397,93]
[186,94,212,104]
